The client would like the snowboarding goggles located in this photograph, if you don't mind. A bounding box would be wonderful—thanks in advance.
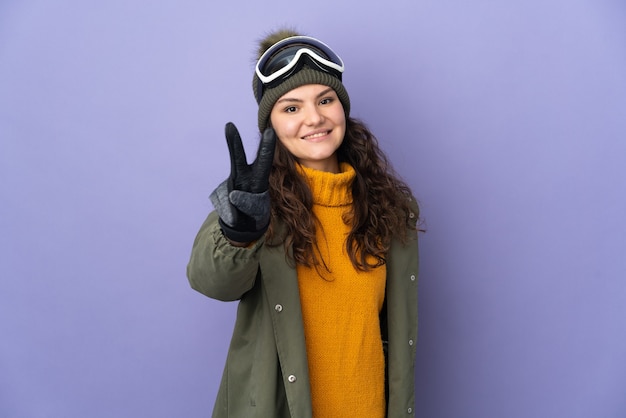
[255,36,345,98]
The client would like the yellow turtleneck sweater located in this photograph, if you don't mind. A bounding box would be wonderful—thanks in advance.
[296,163,386,418]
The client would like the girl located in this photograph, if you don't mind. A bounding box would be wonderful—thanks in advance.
[187,29,420,417]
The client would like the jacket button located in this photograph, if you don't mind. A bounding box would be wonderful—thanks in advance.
[409,211,415,219]
[287,375,297,383]
[408,407,413,413]
[274,304,283,312]
[410,274,416,282]
[409,339,414,346]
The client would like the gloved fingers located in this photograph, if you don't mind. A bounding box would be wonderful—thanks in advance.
[251,127,277,192]
[229,189,270,228]
[224,122,249,185]
[210,180,238,227]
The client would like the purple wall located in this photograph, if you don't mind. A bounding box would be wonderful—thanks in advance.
[1,1,625,417]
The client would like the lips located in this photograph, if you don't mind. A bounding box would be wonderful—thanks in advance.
[302,129,331,140]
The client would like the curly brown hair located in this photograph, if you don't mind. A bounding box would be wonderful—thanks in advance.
[265,117,417,271]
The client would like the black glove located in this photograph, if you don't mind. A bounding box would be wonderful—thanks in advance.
[210,122,276,243]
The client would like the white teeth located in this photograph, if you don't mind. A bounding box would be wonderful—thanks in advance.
[304,131,328,140]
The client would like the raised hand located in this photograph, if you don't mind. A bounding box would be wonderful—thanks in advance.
[210,122,276,243]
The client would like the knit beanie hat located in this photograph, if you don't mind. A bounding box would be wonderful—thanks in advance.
[252,29,351,132]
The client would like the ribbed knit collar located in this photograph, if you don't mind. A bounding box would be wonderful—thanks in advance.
[296,162,355,208]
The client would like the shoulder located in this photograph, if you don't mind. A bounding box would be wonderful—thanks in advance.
[399,190,420,232]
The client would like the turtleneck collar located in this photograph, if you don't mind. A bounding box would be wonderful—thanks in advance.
[296,162,356,207]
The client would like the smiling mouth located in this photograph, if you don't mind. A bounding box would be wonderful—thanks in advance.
[302,130,331,140]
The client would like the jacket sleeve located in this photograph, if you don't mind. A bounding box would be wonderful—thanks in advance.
[186,210,264,301]
[386,194,420,417]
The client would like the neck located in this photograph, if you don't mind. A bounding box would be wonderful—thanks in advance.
[297,156,339,173]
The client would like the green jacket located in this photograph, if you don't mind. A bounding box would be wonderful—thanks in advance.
[187,198,419,417]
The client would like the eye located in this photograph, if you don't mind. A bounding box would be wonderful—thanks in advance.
[284,106,297,113]
[320,97,333,105]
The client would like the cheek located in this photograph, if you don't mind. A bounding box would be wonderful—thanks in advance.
[272,117,298,140]
[337,107,347,125]
[275,133,289,148]
[335,114,347,138]
[329,105,346,131]
[269,117,292,149]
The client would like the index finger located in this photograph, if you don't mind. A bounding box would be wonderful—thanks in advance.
[224,122,249,181]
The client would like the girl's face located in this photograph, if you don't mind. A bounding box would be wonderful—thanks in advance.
[270,84,346,173]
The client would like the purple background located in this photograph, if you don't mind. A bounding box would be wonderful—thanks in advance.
[1,1,625,417]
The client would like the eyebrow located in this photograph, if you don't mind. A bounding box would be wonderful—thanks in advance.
[275,87,335,104]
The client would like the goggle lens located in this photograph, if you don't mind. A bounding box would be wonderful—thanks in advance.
[255,36,345,97]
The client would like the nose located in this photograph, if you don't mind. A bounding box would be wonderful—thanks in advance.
[304,104,323,126]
